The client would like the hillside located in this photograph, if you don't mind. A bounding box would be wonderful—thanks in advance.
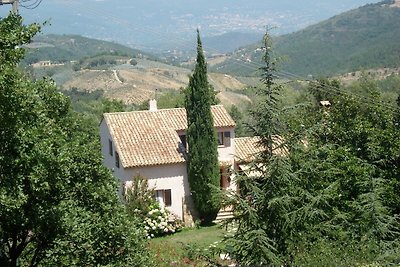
[202,32,263,54]
[35,57,252,106]
[211,0,400,77]
[23,34,155,64]
[65,61,250,105]
[25,34,257,107]
[11,0,379,51]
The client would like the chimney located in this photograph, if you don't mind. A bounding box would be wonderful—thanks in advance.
[149,99,158,111]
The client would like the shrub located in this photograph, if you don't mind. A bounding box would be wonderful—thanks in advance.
[143,205,183,238]
[124,175,183,238]
[125,174,156,216]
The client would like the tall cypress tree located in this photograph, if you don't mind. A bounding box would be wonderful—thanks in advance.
[185,30,220,224]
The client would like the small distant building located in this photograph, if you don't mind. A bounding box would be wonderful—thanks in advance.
[31,60,51,68]
[31,60,65,68]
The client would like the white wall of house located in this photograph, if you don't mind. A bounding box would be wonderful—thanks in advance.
[100,120,117,171]
[216,127,236,164]
[123,163,188,219]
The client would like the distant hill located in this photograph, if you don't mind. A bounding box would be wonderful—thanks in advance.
[211,0,400,77]
[203,32,263,54]
[23,34,155,64]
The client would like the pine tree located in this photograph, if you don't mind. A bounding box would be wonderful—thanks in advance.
[185,30,220,224]
[225,30,297,265]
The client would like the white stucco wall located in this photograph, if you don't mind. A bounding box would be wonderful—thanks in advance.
[122,163,188,219]
[100,120,116,170]
[216,127,235,164]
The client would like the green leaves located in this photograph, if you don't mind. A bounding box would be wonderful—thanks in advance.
[0,14,152,267]
[0,14,40,68]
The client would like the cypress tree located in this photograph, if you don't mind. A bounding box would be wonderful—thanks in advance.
[185,30,220,224]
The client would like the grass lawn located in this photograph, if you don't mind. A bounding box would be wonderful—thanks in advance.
[148,224,227,266]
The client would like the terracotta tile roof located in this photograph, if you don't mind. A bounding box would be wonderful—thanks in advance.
[234,137,262,163]
[235,135,287,163]
[103,105,235,168]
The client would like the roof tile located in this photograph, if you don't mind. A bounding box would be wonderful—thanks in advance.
[104,105,235,168]
[234,137,262,162]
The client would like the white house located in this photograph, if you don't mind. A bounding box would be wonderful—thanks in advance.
[100,100,260,224]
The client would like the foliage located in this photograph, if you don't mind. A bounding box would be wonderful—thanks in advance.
[223,30,298,266]
[291,239,387,267]
[184,30,221,224]
[285,76,400,265]
[228,104,249,137]
[137,89,185,110]
[143,207,182,239]
[124,175,183,239]
[125,174,156,216]
[223,30,400,266]
[61,88,127,137]
[0,14,152,267]
[149,225,226,267]
[79,55,118,69]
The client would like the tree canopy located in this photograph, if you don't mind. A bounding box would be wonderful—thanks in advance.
[0,14,152,267]
[224,30,400,266]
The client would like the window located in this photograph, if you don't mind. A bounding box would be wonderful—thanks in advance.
[108,139,113,156]
[217,131,231,147]
[115,151,120,168]
[155,189,172,207]
[224,131,231,147]
[179,134,187,150]
[217,132,224,146]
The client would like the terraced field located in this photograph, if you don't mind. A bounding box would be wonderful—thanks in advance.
[61,59,253,106]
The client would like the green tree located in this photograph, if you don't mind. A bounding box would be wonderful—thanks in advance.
[0,14,152,267]
[395,94,400,127]
[228,104,247,137]
[225,30,297,265]
[287,77,400,265]
[184,30,220,224]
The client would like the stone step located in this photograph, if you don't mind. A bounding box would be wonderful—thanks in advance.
[214,210,234,224]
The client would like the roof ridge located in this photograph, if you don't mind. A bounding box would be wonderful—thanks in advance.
[104,105,226,116]
[103,107,185,116]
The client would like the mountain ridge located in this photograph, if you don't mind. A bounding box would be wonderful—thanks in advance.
[210,0,400,77]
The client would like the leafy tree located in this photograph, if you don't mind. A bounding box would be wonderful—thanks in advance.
[0,14,152,267]
[184,30,220,224]
[287,76,400,265]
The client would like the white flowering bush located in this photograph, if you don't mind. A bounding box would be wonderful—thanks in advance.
[124,175,183,238]
[143,205,183,239]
